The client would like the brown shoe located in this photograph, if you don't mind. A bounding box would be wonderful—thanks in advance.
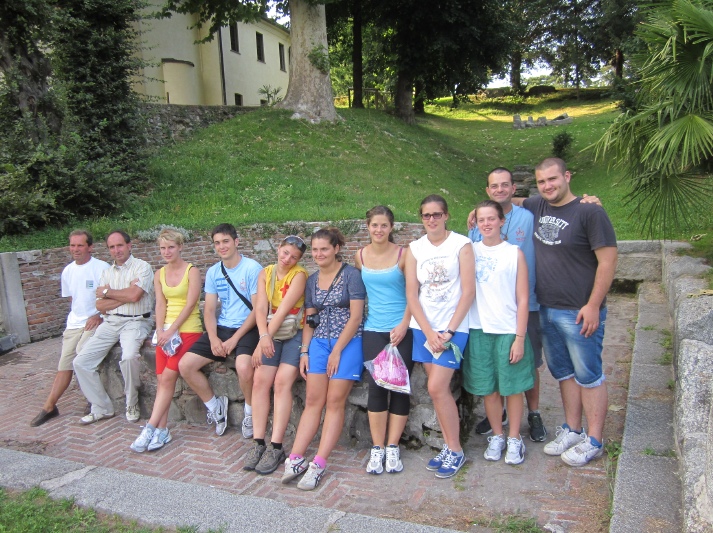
[30,406,59,427]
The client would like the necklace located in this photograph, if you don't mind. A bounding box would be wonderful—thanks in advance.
[501,212,512,241]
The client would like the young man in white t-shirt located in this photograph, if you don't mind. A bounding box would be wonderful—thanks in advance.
[30,230,109,427]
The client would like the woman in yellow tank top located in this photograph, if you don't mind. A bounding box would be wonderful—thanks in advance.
[242,236,308,475]
[130,228,202,453]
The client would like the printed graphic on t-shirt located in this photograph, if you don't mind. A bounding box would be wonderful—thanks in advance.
[514,226,526,243]
[476,254,497,283]
[216,278,229,306]
[85,280,95,289]
[423,257,450,302]
[535,215,570,246]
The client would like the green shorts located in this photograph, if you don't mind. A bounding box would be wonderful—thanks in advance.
[463,329,535,397]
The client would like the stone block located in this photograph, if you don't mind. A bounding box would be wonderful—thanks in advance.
[675,294,713,348]
[180,395,208,425]
[610,452,682,533]
[615,253,661,282]
[208,367,243,401]
[348,380,369,408]
[618,240,662,254]
[676,340,713,437]
[227,401,245,427]
[681,433,713,532]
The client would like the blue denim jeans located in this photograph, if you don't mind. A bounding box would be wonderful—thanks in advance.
[539,306,607,387]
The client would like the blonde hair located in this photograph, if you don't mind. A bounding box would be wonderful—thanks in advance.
[157,228,185,246]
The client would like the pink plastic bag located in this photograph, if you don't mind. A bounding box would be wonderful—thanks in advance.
[364,343,411,395]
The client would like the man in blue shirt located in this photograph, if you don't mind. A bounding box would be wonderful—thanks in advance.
[178,223,262,438]
[468,168,547,442]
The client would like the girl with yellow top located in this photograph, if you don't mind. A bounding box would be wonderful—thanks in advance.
[130,228,202,453]
[243,236,308,475]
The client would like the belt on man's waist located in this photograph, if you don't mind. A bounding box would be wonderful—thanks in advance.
[113,312,151,318]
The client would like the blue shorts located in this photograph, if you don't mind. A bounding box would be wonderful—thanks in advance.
[539,306,607,387]
[308,336,363,381]
[412,328,468,370]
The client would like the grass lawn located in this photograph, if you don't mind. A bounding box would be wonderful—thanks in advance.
[0,487,157,532]
[1,90,710,252]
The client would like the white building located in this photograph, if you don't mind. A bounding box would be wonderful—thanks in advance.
[134,4,290,106]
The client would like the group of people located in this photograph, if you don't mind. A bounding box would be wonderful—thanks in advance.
[30,156,617,490]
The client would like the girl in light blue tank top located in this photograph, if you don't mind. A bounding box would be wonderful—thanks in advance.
[354,206,414,476]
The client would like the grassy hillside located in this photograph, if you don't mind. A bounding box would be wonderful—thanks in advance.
[2,91,708,252]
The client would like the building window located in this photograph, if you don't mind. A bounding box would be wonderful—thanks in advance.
[260,99,268,106]
[256,32,265,62]
[229,23,239,53]
[234,93,243,106]
[279,43,286,71]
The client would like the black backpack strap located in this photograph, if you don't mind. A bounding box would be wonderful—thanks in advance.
[221,262,253,311]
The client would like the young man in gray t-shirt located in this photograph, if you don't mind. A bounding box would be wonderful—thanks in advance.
[521,157,617,467]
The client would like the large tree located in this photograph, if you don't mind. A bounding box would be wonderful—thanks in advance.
[544,0,604,88]
[373,0,511,122]
[503,0,552,92]
[595,0,713,236]
[161,0,339,122]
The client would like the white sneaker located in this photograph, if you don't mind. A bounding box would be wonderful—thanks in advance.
[208,396,229,436]
[504,436,526,465]
[147,427,172,451]
[126,404,140,422]
[385,445,404,473]
[366,446,384,474]
[544,425,587,456]
[241,414,253,439]
[130,425,155,453]
[281,456,308,484]
[297,462,326,491]
[561,437,604,466]
[484,434,506,461]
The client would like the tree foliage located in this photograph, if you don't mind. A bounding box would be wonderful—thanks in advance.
[595,0,713,236]
[0,0,148,236]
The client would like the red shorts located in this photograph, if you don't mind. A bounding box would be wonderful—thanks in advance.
[155,332,202,374]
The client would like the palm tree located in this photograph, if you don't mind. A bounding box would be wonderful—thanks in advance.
[595,0,713,237]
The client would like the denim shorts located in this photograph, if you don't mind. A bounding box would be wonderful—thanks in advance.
[539,306,607,387]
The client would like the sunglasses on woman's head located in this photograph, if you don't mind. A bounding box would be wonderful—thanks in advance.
[282,235,307,253]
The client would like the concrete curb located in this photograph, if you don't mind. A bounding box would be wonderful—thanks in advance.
[610,282,682,532]
[0,447,452,533]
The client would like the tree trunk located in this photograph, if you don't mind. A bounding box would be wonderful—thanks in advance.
[613,48,624,78]
[510,50,522,93]
[351,0,364,109]
[277,0,338,122]
[394,71,414,124]
[0,36,61,140]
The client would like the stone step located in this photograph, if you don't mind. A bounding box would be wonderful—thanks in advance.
[609,282,682,532]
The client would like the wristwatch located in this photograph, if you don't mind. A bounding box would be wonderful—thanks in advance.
[445,328,456,336]
[102,288,109,298]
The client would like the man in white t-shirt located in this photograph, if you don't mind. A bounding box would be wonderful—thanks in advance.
[30,230,109,427]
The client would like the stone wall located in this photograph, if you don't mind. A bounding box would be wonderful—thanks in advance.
[140,104,258,147]
[15,221,427,343]
[661,242,713,532]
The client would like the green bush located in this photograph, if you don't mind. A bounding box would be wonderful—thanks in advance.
[552,130,574,159]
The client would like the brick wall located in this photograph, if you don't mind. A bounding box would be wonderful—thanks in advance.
[17,221,426,342]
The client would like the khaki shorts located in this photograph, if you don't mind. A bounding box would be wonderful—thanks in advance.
[58,328,96,371]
